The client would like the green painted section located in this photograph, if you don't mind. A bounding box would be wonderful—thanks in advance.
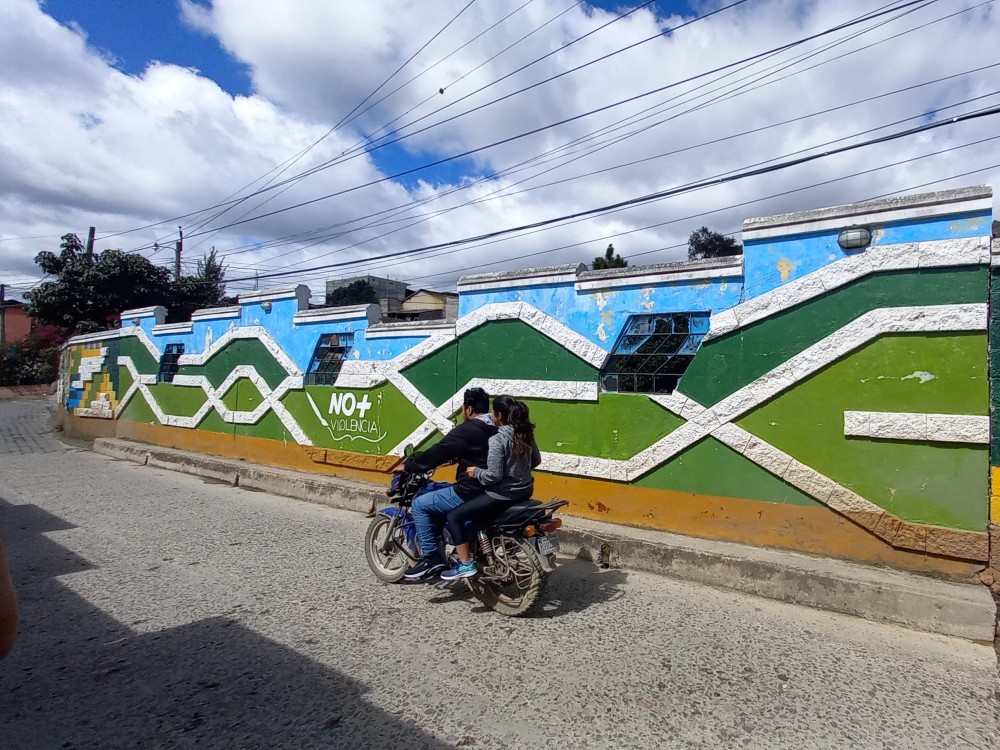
[196,409,236,436]
[456,319,599,384]
[118,336,159,374]
[737,333,988,530]
[635,436,822,506]
[526,394,683,460]
[119,389,159,424]
[118,366,134,398]
[682,267,986,406]
[221,378,264,413]
[402,320,599,406]
[145,383,207,418]
[402,340,458,407]
[989,267,1000,465]
[178,339,289,390]
[235,410,291,441]
[280,382,426,455]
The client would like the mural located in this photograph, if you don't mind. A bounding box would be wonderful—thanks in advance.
[60,186,996,576]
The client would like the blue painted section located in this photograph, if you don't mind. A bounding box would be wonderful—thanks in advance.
[74,191,993,384]
[134,297,436,373]
[743,210,992,299]
[458,278,743,351]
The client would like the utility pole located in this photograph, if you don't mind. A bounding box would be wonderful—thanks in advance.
[85,226,96,259]
[0,283,6,351]
[174,226,183,280]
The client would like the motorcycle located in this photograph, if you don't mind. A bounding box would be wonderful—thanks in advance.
[363,446,568,616]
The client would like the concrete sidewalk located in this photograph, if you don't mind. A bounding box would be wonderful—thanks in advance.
[92,437,998,643]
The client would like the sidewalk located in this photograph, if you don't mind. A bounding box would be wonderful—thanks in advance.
[92,436,998,643]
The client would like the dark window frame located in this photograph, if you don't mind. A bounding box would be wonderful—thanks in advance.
[157,343,185,384]
[306,332,354,386]
[600,312,709,395]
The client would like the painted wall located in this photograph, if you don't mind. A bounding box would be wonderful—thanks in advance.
[59,186,995,579]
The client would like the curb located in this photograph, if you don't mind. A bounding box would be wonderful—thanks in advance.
[92,437,998,643]
[93,437,383,516]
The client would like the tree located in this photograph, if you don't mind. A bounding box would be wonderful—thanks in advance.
[687,227,742,261]
[592,243,627,270]
[168,248,231,323]
[26,234,174,335]
[326,280,378,307]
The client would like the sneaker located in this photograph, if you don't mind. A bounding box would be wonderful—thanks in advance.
[440,559,477,581]
[403,555,446,580]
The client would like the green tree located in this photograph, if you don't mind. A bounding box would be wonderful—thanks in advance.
[168,248,231,323]
[26,234,174,335]
[687,227,742,261]
[592,243,627,270]
[326,280,378,307]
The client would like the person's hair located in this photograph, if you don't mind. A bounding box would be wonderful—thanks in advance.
[492,394,536,456]
[463,387,490,415]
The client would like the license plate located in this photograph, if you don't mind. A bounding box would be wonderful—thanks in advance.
[536,534,559,556]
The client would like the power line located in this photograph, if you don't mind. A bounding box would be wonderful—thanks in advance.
[405,142,1000,288]
[210,105,1000,286]
[231,2,975,276]
[170,0,936,242]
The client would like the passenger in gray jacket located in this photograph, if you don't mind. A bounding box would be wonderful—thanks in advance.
[440,395,541,581]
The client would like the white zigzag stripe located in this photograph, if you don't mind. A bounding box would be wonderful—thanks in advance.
[388,378,601,456]
[535,304,985,484]
[706,237,988,340]
[115,357,311,445]
[336,301,608,389]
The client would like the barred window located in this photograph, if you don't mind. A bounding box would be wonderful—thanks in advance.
[600,313,709,394]
[307,333,354,385]
[157,343,184,383]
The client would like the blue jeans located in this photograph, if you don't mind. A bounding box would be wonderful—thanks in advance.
[412,484,463,559]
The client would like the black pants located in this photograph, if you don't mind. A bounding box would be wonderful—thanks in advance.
[447,493,522,547]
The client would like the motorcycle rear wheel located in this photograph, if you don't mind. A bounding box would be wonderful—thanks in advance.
[364,514,412,583]
[472,537,547,616]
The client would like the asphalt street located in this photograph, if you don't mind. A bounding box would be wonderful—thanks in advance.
[0,399,997,749]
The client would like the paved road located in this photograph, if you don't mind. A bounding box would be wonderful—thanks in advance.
[0,400,997,749]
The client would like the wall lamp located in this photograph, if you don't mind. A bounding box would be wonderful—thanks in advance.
[261,301,272,313]
[837,227,872,251]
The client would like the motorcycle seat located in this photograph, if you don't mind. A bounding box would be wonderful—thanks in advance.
[492,499,543,524]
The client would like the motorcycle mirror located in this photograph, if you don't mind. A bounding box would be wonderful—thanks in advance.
[403,444,414,457]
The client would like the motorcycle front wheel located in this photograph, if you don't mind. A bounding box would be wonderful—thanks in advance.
[471,536,547,616]
[364,514,412,583]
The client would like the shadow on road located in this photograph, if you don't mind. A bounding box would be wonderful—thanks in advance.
[0,498,449,750]
[422,555,627,618]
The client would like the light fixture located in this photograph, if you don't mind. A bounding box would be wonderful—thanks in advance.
[261,300,272,313]
[131,317,141,326]
[837,227,872,250]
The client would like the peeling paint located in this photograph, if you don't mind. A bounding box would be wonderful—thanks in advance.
[901,371,936,384]
[776,257,796,283]
[596,323,608,342]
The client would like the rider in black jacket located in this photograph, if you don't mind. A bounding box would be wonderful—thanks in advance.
[401,387,498,580]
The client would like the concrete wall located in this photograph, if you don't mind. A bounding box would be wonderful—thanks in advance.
[1,305,32,345]
[59,186,996,580]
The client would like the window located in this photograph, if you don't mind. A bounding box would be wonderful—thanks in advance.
[600,313,708,394]
[307,333,354,385]
[157,343,184,383]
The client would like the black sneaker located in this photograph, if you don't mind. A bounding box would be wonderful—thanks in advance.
[403,555,445,580]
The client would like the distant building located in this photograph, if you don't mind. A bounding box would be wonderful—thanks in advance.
[325,275,409,315]
[1,300,32,345]
[385,289,459,322]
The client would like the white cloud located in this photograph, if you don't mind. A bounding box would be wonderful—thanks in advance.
[1,0,998,300]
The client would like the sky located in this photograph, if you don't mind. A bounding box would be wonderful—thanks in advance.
[1,0,998,301]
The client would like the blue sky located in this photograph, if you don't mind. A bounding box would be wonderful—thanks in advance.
[42,1,694,100]
[40,0,695,191]
[44,0,252,95]
[4,0,996,292]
